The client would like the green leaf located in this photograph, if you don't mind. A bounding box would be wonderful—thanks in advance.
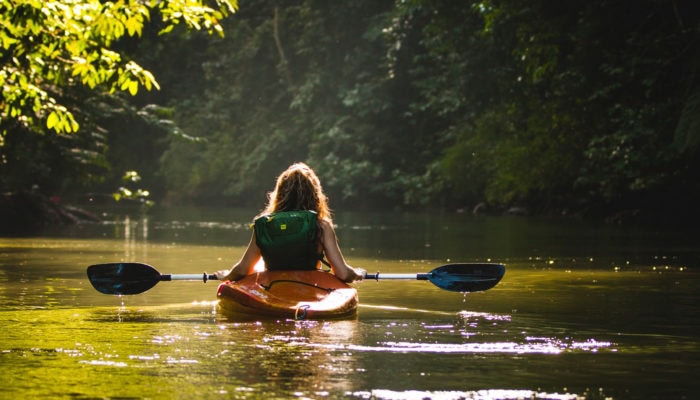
[159,24,175,35]
[46,111,59,129]
[128,80,138,95]
[120,78,131,91]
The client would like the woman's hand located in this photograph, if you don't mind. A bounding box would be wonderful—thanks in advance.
[214,269,231,281]
[353,267,367,281]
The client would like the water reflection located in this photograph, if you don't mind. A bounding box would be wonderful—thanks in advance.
[322,338,613,355]
[79,304,364,394]
[353,388,605,400]
[227,320,361,393]
[44,205,699,266]
[121,215,149,261]
[299,312,614,356]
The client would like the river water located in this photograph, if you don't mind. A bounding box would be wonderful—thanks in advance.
[0,206,698,399]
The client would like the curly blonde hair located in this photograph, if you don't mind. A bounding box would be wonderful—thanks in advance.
[259,163,332,222]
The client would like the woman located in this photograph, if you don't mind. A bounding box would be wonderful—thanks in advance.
[215,162,365,283]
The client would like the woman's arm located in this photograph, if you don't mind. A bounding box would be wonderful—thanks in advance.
[215,232,262,281]
[320,219,365,282]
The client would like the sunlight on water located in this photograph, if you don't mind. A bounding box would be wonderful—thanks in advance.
[320,337,612,355]
[241,312,614,356]
[79,360,128,367]
[458,310,512,321]
[352,388,603,400]
[361,304,456,315]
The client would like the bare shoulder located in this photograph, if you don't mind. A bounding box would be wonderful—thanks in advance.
[319,218,336,234]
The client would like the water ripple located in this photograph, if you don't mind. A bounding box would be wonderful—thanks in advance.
[351,388,596,400]
[307,336,613,355]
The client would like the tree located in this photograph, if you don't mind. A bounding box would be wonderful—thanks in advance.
[7,0,695,222]
[156,0,399,207]
[0,0,236,139]
[0,0,237,194]
[432,0,700,216]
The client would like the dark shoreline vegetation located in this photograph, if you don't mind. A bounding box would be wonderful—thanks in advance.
[1,1,699,232]
[0,187,696,236]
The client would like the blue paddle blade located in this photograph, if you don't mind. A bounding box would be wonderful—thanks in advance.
[87,262,162,295]
[427,263,505,292]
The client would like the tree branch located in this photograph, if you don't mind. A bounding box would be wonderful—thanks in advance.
[273,6,293,86]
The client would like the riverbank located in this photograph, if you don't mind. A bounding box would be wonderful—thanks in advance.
[2,187,697,236]
[0,191,100,234]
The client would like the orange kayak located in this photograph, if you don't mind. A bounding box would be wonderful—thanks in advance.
[216,270,358,320]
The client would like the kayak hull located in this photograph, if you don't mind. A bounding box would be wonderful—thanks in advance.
[216,270,358,320]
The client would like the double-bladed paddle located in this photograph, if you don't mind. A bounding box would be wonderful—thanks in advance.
[87,262,505,295]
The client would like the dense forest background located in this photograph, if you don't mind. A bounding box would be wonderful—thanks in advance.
[2,0,699,224]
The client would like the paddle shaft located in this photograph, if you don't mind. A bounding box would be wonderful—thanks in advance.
[174,273,434,282]
[162,273,218,282]
[365,273,429,280]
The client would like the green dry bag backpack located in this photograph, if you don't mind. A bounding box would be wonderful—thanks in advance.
[254,210,322,270]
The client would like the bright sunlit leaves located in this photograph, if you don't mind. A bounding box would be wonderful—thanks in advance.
[46,108,79,134]
[113,170,153,206]
[0,0,237,139]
